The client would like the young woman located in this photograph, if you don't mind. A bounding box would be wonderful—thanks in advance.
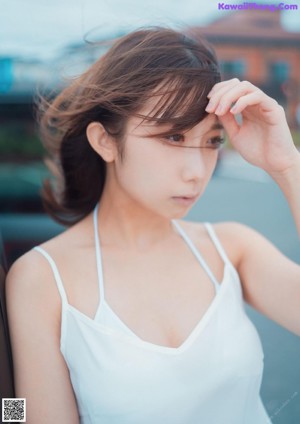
[6,27,300,423]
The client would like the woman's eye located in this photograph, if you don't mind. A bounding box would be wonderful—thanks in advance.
[206,136,225,149]
[165,134,184,143]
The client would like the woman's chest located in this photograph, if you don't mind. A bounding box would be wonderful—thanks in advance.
[64,281,265,423]
[97,246,222,348]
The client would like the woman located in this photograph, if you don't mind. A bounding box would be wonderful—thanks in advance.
[6,27,300,423]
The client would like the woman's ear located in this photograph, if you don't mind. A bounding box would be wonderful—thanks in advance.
[86,122,117,163]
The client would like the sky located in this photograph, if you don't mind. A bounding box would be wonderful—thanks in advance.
[1,0,300,60]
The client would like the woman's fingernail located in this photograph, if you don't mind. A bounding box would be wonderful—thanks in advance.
[230,104,237,113]
[205,101,214,112]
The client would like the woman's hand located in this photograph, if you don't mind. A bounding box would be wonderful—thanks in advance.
[205,78,299,177]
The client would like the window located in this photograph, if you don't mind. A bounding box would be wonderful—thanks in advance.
[0,58,13,93]
[269,61,289,82]
[219,59,246,79]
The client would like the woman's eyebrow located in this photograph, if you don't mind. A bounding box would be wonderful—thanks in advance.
[209,121,224,131]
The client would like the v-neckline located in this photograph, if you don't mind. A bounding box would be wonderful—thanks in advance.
[91,204,233,354]
[65,263,231,355]
[99,263,230,353]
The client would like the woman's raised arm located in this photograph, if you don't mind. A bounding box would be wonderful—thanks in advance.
[206,78,300,235]
[205,79,300,336]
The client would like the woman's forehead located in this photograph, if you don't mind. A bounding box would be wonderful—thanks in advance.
[127,111,223,135]
[133,78,214,122]
[124,75,221,135]
[137,88,180,119]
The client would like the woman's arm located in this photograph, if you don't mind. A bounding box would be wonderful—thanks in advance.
[206,79,300,236]
[205,79,300,336]
[6,252,80,424]
[215,222,300,336]
[269,155,300,236]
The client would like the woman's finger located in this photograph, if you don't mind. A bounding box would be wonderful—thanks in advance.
[206,79,242,112]
[207,78,240,98]
[218,112,240,142]
[230,91,279,116]
[206,80,258,115]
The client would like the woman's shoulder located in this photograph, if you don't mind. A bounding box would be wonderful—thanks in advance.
[5,247,60,321]
[6,214,92,299]
[176,219,259,266]
[7,247,51,292]
[176,219,254,240]
[5,248,63,341]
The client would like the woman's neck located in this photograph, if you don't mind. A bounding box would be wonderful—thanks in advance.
[96,187,175,251]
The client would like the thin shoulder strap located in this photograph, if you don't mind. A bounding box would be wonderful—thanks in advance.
[33,246,68,305]
[172,220,220,290]
[93,203,106,303]
[204,223,230,264]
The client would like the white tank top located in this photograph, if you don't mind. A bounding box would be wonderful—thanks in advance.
[34,205,271,424]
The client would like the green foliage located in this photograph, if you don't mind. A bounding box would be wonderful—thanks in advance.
[0,122,45,160]
[291,130,300,147]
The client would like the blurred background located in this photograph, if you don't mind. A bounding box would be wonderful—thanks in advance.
[1,0,300,422]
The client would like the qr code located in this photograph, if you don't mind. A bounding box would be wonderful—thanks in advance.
[2,398,26,422]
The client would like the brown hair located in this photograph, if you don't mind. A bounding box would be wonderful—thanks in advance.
[39,26,221,225]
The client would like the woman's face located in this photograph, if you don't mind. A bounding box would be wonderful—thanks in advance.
[109,103,224,220]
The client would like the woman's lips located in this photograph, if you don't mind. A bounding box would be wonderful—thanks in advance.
[171,195,198,206]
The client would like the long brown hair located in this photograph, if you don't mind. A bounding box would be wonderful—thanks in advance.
[39,26,221,225]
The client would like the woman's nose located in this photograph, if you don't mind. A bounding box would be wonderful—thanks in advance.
[180,149,211,183]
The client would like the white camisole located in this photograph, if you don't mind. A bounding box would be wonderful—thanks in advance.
[34,205,272,424]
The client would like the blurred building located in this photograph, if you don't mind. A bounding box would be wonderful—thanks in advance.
[191,9,300,128]
[1,11,300,127]
[0,57,52,121]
